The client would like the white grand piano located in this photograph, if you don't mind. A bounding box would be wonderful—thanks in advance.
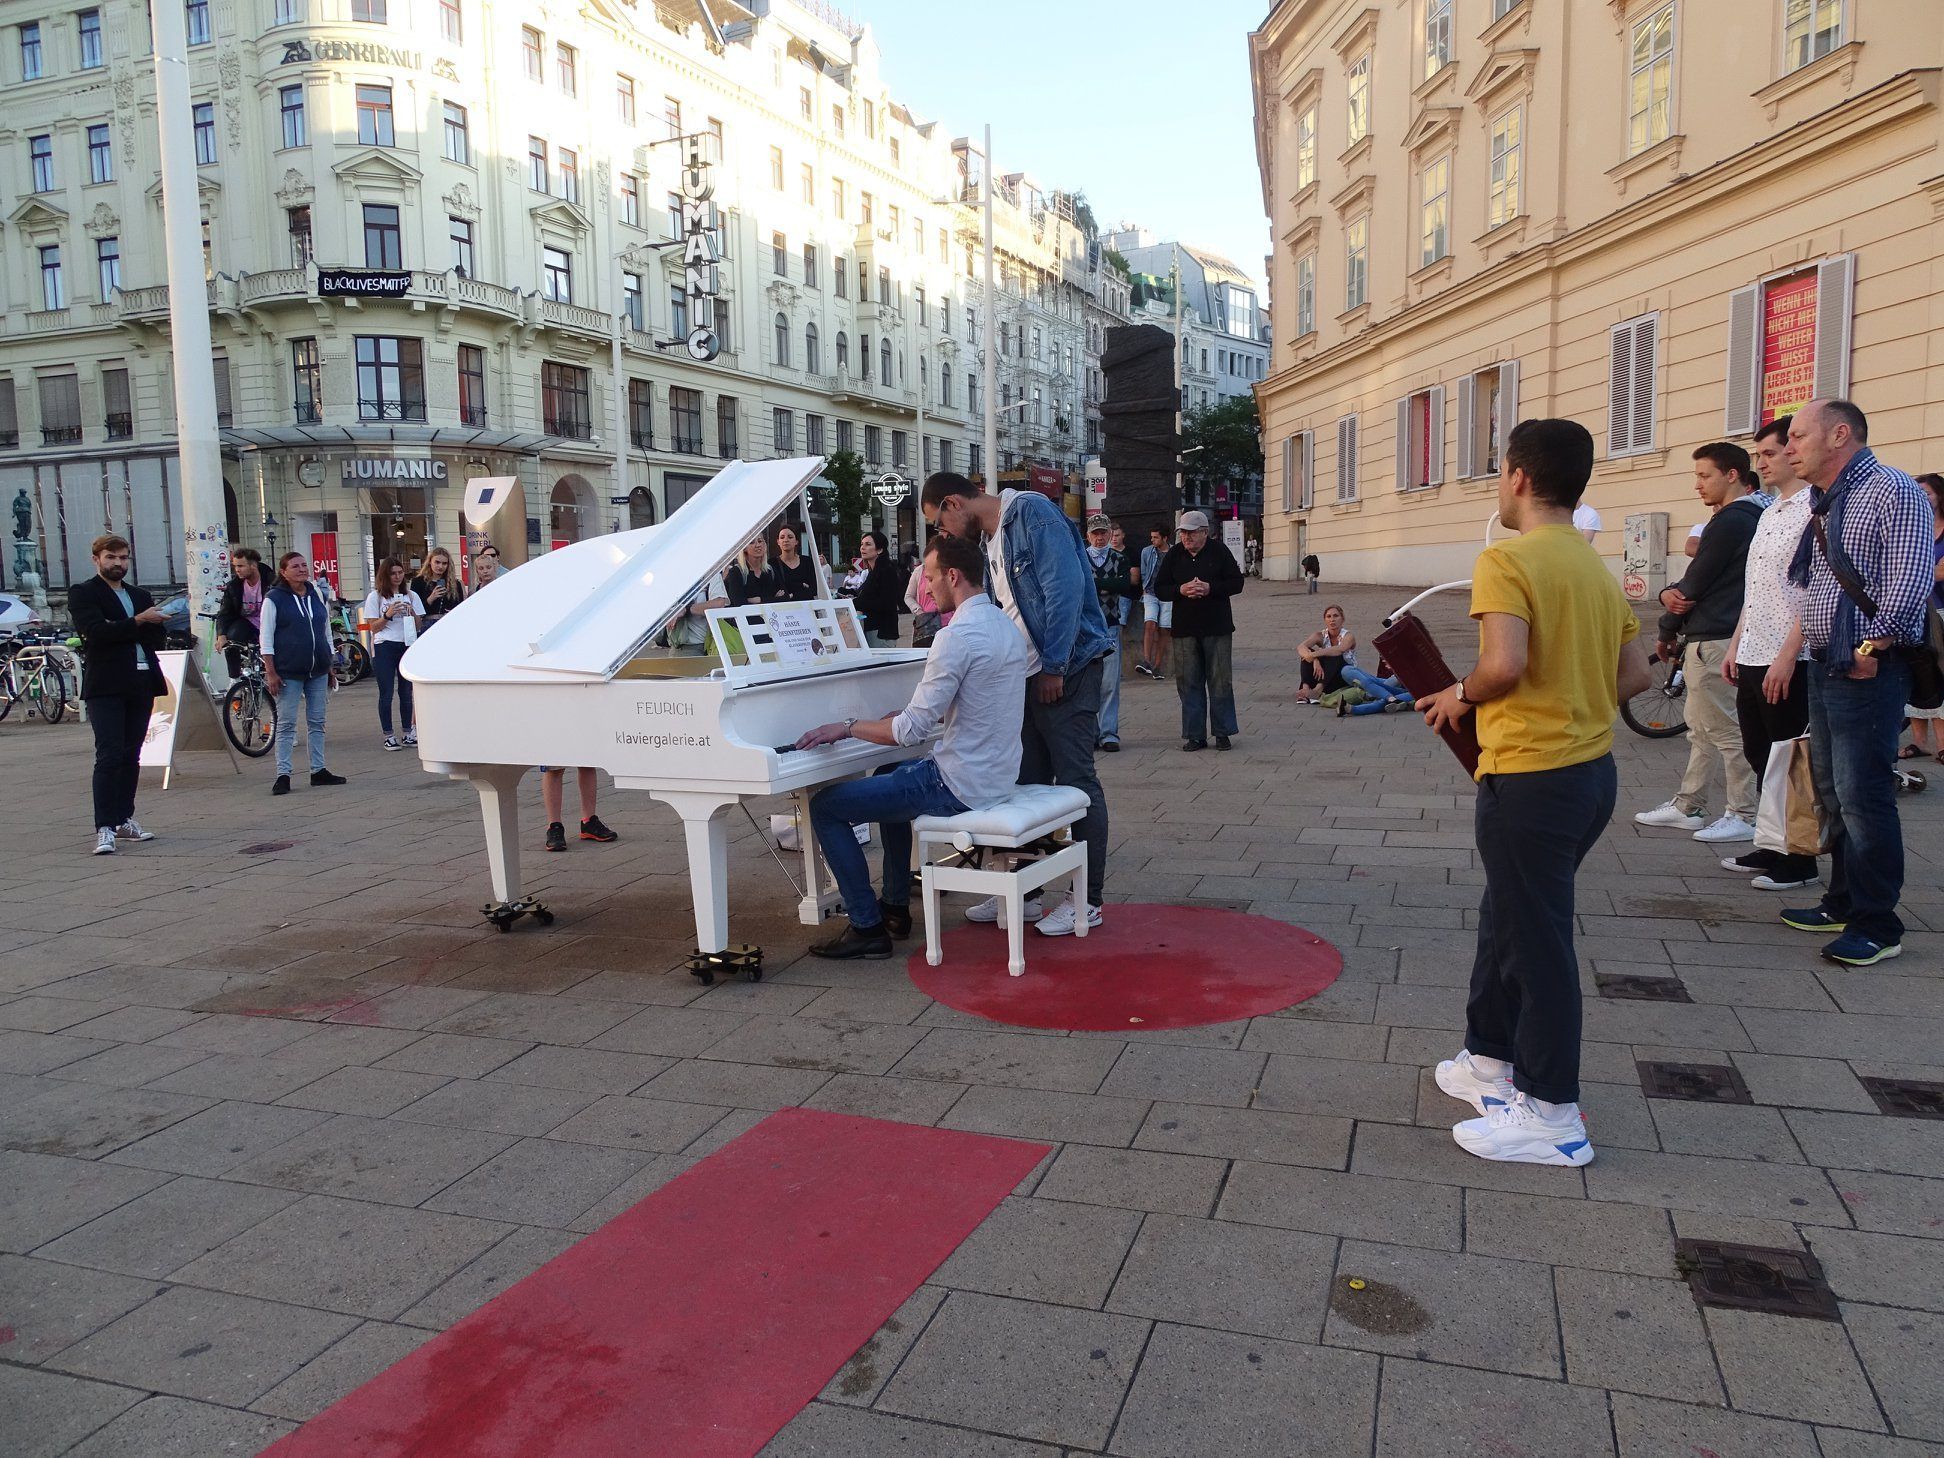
[403,457,929,979]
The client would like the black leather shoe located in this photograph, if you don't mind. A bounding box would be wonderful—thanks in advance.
[311,769,346,786]
[1215,736,1232,750]
[879,901,913,939]
[272,774,290,796]
[810,922,894,960]
[1183,739,1207,752]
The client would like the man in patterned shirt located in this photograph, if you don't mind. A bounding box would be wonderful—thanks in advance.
[1780,399,1935,966]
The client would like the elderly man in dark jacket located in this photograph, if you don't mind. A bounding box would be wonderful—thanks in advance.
[1634,443,1765,843]
[1154,510,1245,751]
[69,534,168,855]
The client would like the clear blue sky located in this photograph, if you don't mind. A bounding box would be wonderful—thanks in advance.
[857,0,1272,298]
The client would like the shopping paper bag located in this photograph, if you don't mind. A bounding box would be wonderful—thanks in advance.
[1754,735,1825,857]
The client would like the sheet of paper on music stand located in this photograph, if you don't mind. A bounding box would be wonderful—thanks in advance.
[767,605,824,665]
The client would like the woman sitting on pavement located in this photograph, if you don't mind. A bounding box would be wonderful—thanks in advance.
[1294,603,1356,703]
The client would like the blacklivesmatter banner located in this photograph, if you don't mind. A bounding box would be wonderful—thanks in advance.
[318,269,412,299]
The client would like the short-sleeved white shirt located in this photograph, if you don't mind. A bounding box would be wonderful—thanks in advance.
[1735,487,1812,668]
[1572,503,1602,534]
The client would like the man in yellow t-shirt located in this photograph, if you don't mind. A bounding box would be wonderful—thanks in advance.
[1417,418,1652,1168]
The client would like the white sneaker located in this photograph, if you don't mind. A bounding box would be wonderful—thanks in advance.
[1693,814,1756,844]
[402,731,418,747]
[1634,801,1705,830]
[1035,896,1103,937]
[965,895,1041,925]
[93,827,117,856]
[1434,1050,1516,1115]
[115,819,155,842]
[1752,871,1820,892]
[1453,1092,1594,1167]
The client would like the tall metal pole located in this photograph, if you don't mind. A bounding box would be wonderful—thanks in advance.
[610,216,628,534]
[1172,245,1183,510]
[151,0,228,622]
[982,125,997,490]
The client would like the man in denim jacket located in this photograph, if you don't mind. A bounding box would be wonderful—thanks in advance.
[922,472,1115,936]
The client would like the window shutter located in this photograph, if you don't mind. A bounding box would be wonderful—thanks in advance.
[212,355,233,422]
[1395,397,1412,491]
[1812,252,1855,401]
[1300,430,1315,509]
[1500,358,1519,434]
[1336,414,1359,502]
[1724,283,1760,436]
[1630,316,1657,451]
[1456,374,1476,481]
[1427,384,1446,485]
[1281,434,1296,513]
[1607,322,1635,457]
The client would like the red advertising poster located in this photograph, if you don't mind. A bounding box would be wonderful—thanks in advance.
[310,532,340,597]
[1026,465,1063,500]
[1761,271,1818,427]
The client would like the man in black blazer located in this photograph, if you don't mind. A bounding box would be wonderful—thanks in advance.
[69,534,168,855]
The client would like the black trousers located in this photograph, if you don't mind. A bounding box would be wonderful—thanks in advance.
[1465,754,1617,1105]
[87,693,154,830]
[1735,663,1818,882]
[1300,657,1347,693]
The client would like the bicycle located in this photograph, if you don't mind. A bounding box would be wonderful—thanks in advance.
[221,642,277,757]
[0,635,69,724]
[331,600,371,685]
[1621,640,1689,739]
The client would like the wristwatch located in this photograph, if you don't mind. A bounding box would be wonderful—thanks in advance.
[1856,641,1878,659]
[1454,678,1471,704]
[842,717,857,737]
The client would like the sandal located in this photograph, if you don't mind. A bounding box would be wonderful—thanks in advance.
[1899,743,1926,760]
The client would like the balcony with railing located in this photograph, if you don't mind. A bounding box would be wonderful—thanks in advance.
[105,413,132,439]
[0,431,19,449]
[358,398,427,424]
[540,298,612,337]
[544,411,592,440]
[294,400,322,425]
[41,425,83,445]
[461,404,489,427]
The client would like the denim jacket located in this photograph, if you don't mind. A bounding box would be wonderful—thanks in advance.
[997,491,1116,678]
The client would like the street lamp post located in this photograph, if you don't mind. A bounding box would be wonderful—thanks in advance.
[982,125,997,491]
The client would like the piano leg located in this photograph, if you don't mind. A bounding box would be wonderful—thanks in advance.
[791,789,843,926]
[646,790,763,985]
[456,765,551,931]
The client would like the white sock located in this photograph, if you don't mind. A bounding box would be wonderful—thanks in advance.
[1529,1097,1579,1121]
[1467,1052,1513,1079]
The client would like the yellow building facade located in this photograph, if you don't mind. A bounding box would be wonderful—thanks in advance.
[1248,0,1944,589]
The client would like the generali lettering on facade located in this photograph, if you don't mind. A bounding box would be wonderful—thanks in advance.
[280,38,458,80]
[340,459,450,484]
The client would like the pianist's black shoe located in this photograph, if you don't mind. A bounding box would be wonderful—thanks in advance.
[879,901,913,939]
[579,815,618,843]
[810,921,895,960]
[311,769,346,786]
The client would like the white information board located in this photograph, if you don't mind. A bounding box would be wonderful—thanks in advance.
[709,600,872,684]
[140,651,242,788]
[1222,519,1245,560]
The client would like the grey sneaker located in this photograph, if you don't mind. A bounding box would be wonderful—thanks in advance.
[93,827,117,855]
[116,819,155,841]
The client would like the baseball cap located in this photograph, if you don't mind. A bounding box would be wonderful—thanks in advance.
[1177,510,1211,532]
[1086,512,1111,531]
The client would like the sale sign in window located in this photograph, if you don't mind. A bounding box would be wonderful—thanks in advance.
[1761,271,1818,427]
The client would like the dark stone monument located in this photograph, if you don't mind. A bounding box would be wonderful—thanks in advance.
[1099,323,1181,546]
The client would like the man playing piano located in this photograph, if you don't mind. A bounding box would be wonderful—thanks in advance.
[794,535,1032,959]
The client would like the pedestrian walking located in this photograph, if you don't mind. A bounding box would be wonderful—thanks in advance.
[923,471,1114,936]
[1138,527,1173,676]
[1778,400,1936,966]
[69,534,167,854]
[260,550,346,796]
[410,548,466,631]
[1301,552,1321,594]
[1153,509,1244,751]
[1719,415,1819,890]
[1634,443,1765,843]
[363,558,424,751]
[213,547,269,680]
[1084,514,1129,751]
[1419,419,1650,1166]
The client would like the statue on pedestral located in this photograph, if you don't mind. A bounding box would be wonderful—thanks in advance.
[10,487,31,543]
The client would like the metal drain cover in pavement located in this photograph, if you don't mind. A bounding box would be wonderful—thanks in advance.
[240,841,296,855]
[1638,1061,1754,1104]
[1861,1076,1944,1120]
[1594,973,1692,1003]
[1675,1239,1839,1320]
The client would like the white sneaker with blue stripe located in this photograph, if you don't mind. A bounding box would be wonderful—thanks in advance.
[1433,1050,1515,1115]
[1452,1092,1595,1167]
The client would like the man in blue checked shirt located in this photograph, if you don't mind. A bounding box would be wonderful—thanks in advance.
[1780,399,1935,966]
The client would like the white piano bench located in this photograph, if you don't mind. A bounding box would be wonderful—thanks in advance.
[915,784,1092,979]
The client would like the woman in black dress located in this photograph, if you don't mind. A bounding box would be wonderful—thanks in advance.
[725,538,780,607]
[770,525,820,601]
[849,529,903,646]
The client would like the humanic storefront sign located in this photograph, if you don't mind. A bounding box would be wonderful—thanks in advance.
[341,458,449,484]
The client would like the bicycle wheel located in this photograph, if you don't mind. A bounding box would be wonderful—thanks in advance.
[346,639,371,683]
[224,681,277,757]
[29,667,65,724]
[1622,652,1688,738]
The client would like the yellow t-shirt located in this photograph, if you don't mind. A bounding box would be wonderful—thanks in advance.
[1469,523,1639,777]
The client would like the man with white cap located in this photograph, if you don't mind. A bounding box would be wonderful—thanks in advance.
[1153,510,1245,750]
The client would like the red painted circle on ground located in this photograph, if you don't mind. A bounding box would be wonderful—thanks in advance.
[906,903,1342,1031]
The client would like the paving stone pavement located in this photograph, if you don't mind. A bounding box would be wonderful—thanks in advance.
[2,579,1941,1458]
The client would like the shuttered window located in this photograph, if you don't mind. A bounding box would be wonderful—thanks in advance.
[1457,361,1518,480]
[1395,387,1445,491]
[1282,435,1296,513]
[1723,255,1854,436]
[1811,253,1855,403]
[1335,414,1360,502]
[1607,315,1658,457]
[39,374,82,444]
[212,355,233,427]
[1280,430,1314,513]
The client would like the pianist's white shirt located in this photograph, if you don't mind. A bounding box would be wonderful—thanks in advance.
[890,592,1029,809]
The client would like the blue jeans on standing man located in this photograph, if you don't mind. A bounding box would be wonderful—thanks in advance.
[810,758,968,929]
[274,673,330,776]
[1806,654,1910,945]
[1097,638,1122,746]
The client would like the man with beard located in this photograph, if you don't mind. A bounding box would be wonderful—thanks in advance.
[69,535,168,854]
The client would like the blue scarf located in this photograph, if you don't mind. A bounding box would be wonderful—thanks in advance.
[1789,449,1875,674]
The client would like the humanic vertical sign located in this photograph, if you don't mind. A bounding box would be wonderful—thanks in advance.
[681,146,721,362]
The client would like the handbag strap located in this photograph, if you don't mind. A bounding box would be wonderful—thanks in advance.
[1813,514,1880,620]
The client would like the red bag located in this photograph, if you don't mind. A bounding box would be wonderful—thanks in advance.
[1372,614,1481,778]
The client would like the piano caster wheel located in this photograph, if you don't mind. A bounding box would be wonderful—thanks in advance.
[688,945,763,985]
[483,898,552,933]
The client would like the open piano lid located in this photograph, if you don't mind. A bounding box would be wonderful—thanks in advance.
[403,456,825,685]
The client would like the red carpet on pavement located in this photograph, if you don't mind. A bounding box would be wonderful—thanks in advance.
[259,1109,1049,1458]
[907,903,1342,1031]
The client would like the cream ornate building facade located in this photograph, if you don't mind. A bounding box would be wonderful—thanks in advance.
[1249,0,1944,588]
[0,0,1100,599]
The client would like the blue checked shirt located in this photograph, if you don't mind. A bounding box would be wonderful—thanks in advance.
[1802,447,1935,649]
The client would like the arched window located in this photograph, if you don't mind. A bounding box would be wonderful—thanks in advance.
[836,331,849,370]
[805,322,820,374]
[774,312,791,368]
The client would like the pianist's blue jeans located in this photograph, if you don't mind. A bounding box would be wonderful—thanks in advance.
[810,758,966,930]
